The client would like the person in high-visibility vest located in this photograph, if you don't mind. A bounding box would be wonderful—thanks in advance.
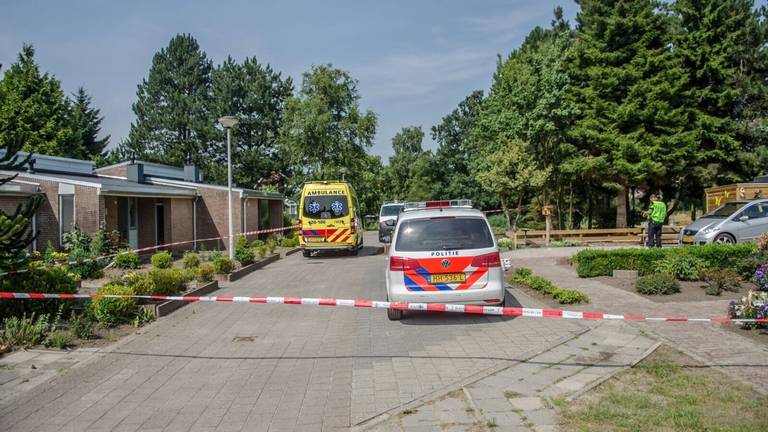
[643,192,666,248]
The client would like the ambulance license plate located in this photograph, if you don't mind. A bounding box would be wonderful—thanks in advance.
[431,273,466,284]
[682,235,694,244]
[305,237,324,243]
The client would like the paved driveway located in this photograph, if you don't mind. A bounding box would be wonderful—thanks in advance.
[0,233,586,431]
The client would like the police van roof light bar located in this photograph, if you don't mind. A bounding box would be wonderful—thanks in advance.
[403,199,473,211]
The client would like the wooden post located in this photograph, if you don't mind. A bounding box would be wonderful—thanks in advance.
[542,206,553,246]
[512,228,518,250]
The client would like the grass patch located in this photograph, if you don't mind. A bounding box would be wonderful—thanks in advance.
[559,345,768,431]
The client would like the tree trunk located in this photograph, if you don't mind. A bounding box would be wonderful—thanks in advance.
[690,201,696,222]
[587,187,593,229]
[500,195,511,231]
[568,181,574,229]
[616,186,628,228]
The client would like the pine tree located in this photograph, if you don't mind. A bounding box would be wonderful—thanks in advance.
[569,0,691,227]
[0,44,76,158]
[210,56,293,187]
[671,0,768,203]
[0,130,41,270]
[68,87,109,159]
[126,34,214,170]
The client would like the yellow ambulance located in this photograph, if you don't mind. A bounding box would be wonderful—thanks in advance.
[298,181,363,257]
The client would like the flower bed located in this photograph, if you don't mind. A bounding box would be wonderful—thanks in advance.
[509,268,590,304]
[572,244,755,278]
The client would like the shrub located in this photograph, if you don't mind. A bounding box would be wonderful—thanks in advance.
[151,251,173,269]
[280,237,295,248]
[182,251,201,269]
[0,313,50,347]
[658,255,707,281]
[195,263,215,283]
[636,273,680,295]
[701,268,741,296]
[497,238,513,250]
[213,257,234,274]
[132,306,155,328]
[0,266,77,319]
[251,239,265,249]
[89,283,137,326]
[122,272,156,295]
[148,268,188,295]
[267,239,277,254]
[68,312,95,340]
[113,249,140,269]
[235,243,255,266]
[207,249,223,262]
[553,289,591,304]
[61,226,91,252]
[67,247,105,280]
[573,244,755,278]
[256,244,268,258]
[45,330,73,349]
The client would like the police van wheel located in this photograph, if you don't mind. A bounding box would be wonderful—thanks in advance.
[387,307,403,321]
[302,249,311,258]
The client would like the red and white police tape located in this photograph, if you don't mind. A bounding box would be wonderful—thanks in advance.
[0,225,300,278]
[1,291,765,324]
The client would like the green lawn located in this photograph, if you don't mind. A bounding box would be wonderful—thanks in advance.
[559,345,768,432]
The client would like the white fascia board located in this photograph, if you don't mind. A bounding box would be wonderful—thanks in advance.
[0,170,100,188]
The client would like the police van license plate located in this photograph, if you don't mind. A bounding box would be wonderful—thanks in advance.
[431,273,466,284]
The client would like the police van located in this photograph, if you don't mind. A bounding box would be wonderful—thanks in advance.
[384,200,507,320]
[298,181,363,257]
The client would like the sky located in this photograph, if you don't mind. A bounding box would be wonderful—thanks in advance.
[0,0,579,160]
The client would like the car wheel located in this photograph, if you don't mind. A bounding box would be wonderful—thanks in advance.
[302,249,311,257]
[714,233,736,244]
[387,307,403,321]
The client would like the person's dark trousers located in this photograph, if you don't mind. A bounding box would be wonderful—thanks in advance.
[646,221,663,248]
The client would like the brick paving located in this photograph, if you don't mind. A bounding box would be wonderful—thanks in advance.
[505,247,768,394]
[0,234,586,432]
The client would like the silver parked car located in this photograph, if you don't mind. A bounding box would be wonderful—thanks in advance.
[680,199,768,245]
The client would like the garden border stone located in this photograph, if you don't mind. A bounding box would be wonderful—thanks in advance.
[145,280,219,317]
[225,253,281,282]
[283,247,301,257]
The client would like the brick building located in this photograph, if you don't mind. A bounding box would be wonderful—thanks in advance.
[0,153,285,253]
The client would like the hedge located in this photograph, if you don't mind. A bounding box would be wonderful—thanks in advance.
[572,243,755,278]
[510,267,590,304]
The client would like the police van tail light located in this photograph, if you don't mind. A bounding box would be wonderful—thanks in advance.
[471,252,501,268]
[389,256,419,271]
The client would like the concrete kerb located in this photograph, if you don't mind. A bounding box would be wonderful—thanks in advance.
[564,341,662,402]
[351,326,592,431]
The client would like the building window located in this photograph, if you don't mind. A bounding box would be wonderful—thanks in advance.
[59,194,75,241]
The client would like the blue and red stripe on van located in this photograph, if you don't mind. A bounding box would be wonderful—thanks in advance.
[401,257,489,291]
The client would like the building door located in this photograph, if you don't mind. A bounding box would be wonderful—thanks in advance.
[155,202,165,246]
[127,198,138,249]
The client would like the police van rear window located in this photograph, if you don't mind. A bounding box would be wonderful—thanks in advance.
[395,217,494,251]
[303,195,349,219]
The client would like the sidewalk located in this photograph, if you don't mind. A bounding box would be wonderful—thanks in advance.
[504,247,768,395]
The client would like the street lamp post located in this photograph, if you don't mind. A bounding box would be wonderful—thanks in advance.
[218,116,239,259]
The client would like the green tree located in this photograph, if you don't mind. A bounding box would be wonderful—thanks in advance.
[431,90,492,207]
[209,56,294,187]
[68,87,109,159]
[569,0,690,227]
[125,34,214,171]
[386,126,432,200]
[0,44,76,158]
[0,129,41,270]
[279,64,377,187]
[476,140,549,230]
